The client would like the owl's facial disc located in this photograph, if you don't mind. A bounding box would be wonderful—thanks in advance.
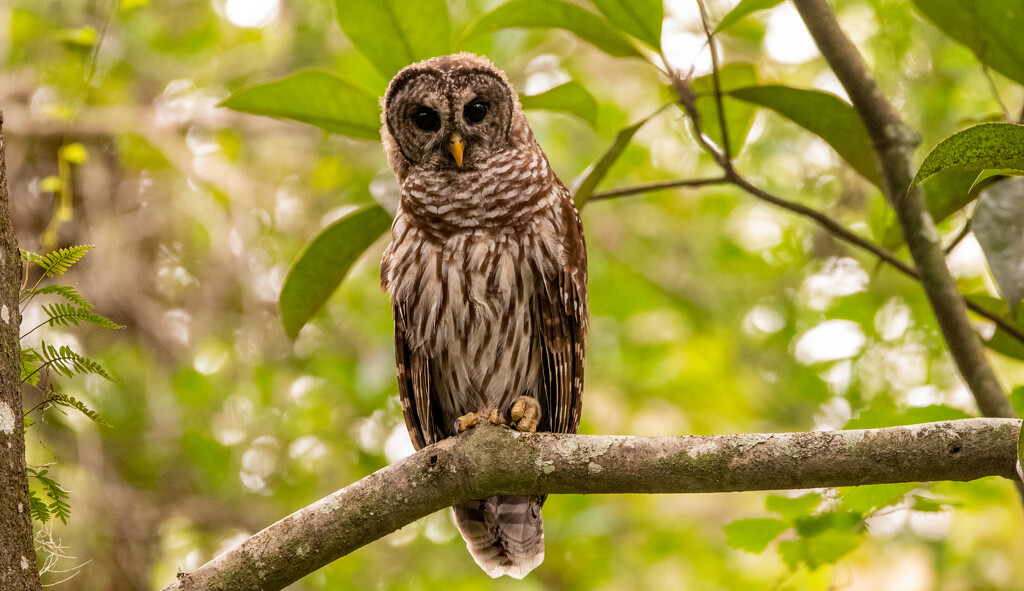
[385,64,515,171]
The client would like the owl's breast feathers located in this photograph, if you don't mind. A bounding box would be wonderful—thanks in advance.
[381,147,586,430]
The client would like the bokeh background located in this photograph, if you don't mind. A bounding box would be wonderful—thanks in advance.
[4,0,1024,588]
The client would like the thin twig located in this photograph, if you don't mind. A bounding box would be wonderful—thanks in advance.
[589,176,729,201]
[695,0,733,165]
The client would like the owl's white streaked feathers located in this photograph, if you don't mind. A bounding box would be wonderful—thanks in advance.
[380,53,587,579]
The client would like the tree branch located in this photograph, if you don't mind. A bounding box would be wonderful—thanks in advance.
[165,419,1021,591]
[792,0,1014,419]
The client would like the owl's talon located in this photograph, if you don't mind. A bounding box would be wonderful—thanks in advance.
[455,412,479,433]
[510,396,541,433]
[488,409,501,425]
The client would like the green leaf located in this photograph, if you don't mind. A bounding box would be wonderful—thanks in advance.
[730,85,882,187]
[1011,386,1024,417]
[766,493,821,520]
[973,177,1024,312]
[912,495,947,512]
[571,113,654,208]
[520,81,599,127]
[23,245,94,277]
[589,0,663,49]
[883,169,989,250]
[714,0,784,34]
[840,483,917,514]
[222,71,381,140]
[912,0,1024,86]
[280,205,392,339]
[724,518,789,553]
[778,528,862,570]
[50,393,113,428]
[912,123,1024,187]
[691,63,758,156]
[467,0,642,59]
[334,0,450,79]
[845,404,972,429]
[965,293,1024,361]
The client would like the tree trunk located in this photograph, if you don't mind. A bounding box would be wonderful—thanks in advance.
[0,111,41,590]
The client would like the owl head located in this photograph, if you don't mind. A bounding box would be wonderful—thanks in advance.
[381,53,530,180]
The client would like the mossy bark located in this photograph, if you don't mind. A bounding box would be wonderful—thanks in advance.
[0,112,41,590]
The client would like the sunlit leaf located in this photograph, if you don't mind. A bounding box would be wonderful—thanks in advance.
[724,518,789,553]
[765,493,821,520]
[778,528,862,570]
[845,405,973,429]
[973,177,1024,312]
[840,483,917,514]
[912,123,1024,187]
[691,63,758,155]
[467,0,642,58]
[280,205,392,339]
[912,0,1024,86]
[222,71,381,140]
[714,0,784,34]
[334,0,450,79]
[571,113,654,207]
[589,0,663,49]
[520,81,599,127]
[966,294,1024,361]
[730,85,882,187]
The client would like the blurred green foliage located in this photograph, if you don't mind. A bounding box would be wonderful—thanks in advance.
[5,0,1024,589]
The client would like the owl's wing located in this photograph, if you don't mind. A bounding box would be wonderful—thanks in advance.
[536,187,588,434]
[392,302,439,450]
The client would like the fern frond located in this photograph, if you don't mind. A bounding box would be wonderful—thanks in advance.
[30,245,95,277]
[50,392,113,428]
[21,347,42,385]
[23,285,93,309]
[28,489,51,524]
[27,468,71,525]
[41,303,124,330]
[32,341,118,383]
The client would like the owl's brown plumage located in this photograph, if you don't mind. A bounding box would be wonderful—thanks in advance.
[380,53,587,579]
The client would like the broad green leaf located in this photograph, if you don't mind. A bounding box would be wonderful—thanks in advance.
[571,114,654,207]
[222,71,381,140]
[912,123,1024,187]
[520,81,599,127]
[467,0,642,58]
[730,85,882,187]
[691,63,758,156]
[280,205,392,339]
[1011,386,1024,418]
[714,0,784,34]
[966,294,1024,361]
[766,493,821,520]
[845,404,972,429]
[883,169,986,250]
[969,169,1024,194]
[973,177,1024,312]
[792,511,861,538]
[840,483,917,514]
[912,496,948,512]
[589,0,663,49]
[724,518,789,553]
[334,0,450,79]
[912,0,1024,86]
[778,528,862,570]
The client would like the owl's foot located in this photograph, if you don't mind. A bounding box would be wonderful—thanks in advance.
[510,396,542,433]
[455,409,503,433]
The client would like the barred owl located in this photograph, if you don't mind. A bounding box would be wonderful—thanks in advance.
[380,53,588,579]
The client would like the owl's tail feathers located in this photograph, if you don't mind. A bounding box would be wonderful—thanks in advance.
[453,495,545,579]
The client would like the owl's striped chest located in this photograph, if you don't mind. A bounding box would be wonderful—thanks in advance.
[382,208,563,410]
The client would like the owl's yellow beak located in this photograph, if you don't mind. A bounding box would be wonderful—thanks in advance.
[449,134,465,168]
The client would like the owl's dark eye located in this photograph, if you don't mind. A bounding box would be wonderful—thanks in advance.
[464,100,489,123]
[412,107,440,131]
